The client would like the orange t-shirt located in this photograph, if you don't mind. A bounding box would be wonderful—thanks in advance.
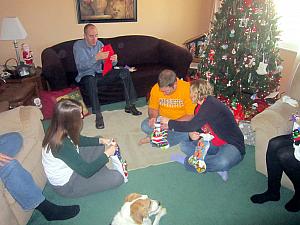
[148,79,196,120]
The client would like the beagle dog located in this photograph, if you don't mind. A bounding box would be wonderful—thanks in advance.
[111,193,167,225]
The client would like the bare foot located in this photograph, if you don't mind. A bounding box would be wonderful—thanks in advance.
[138,137,150,145]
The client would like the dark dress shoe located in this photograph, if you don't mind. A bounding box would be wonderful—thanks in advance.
[125,105,142,116]
[95,114,105,129]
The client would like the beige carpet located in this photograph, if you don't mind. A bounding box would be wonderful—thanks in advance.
[81,106,182,171]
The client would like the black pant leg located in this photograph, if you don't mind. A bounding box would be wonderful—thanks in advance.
[277,145,300,195]
[79,75,101,114]
[104,68,137,105]
[266,134,293,192]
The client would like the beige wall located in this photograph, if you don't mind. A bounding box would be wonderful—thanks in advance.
[279,48,298,95]
[0,0,214,66]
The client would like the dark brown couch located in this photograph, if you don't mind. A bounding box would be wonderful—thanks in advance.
[41,35,192,106]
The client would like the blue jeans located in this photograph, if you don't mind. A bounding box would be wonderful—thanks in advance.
[0,132,44,210]
[141,118,189,147]
[0,160,45,210]
[180,139,243,172]
[0,132,23,157]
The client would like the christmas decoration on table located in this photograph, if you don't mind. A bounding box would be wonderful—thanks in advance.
[291,113,300,161]
[188,133,214,173]
[21,43,34,65]
[150,117,170,150]
[109,139,128,183]
[198,0,282,117]
[33,97,42,109]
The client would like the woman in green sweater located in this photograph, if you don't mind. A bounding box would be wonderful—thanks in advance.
[42,99,123,198]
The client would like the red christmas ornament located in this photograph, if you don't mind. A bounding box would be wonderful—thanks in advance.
[245,27,251,33]
[244,0,252,8]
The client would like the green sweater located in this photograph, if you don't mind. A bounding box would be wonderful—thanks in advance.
[53,135,109,178]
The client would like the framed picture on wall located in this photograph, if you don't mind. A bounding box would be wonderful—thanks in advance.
[76,0,137,23]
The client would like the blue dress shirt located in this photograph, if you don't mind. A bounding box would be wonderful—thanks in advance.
[73,39,117,82]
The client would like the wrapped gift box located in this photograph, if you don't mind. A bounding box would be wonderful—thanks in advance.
[239,120,255,146]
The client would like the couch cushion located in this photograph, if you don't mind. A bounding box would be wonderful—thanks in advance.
[103,35,160,66]
[132,64,171,97]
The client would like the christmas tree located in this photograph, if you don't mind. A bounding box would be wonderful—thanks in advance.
[198,0,282,117]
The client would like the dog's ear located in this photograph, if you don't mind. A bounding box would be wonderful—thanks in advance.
[125,193,141,202]
[130,199,151,224]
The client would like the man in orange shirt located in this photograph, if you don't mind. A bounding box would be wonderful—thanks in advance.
[139,69,195,147]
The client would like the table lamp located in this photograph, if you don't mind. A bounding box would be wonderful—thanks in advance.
[0,17,27,65]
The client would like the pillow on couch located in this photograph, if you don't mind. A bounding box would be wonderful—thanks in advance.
[39,87,88,119]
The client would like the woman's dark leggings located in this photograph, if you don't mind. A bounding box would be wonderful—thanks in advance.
[266,134,300,195]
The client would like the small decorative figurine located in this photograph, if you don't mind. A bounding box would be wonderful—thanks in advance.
[21,43,34,65]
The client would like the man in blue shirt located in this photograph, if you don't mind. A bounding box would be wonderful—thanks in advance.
[73,24,142,129]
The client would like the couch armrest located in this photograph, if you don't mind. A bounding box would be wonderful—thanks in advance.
[159,39,193,79]
[251,100,298,191]
[0,185,19,225]
[41,48,69,90]
[251,100,299,135]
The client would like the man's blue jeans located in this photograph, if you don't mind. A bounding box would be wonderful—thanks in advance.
[180,139,244,172]
[0,132,44,210]
[141,118,189,147]
[0,160,45,210]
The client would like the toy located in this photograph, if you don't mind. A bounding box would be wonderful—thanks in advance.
[101,44,114,76]
[21,43,34,65]
[291,113,300,161]
[109,139,128,182]
[188,133,214,173]
[150,117,169,150]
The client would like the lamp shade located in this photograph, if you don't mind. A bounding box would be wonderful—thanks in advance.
[0,17,27,40]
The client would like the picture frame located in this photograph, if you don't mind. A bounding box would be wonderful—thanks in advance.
[76,0,137,24]
[184,34,208,62]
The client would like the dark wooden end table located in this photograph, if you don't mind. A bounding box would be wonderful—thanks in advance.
[0,67,44,108]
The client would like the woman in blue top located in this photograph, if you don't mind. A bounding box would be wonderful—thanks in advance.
[161,79,245,181]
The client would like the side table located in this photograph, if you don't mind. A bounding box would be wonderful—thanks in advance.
[0,82,37,108]
[5,67,45,95]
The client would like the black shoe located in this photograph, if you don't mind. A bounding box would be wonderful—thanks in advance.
[96,113,105,129]
[285,194,300,212]
[250,191,280,204]
[36,199,80,221]
[125,105,142,116]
